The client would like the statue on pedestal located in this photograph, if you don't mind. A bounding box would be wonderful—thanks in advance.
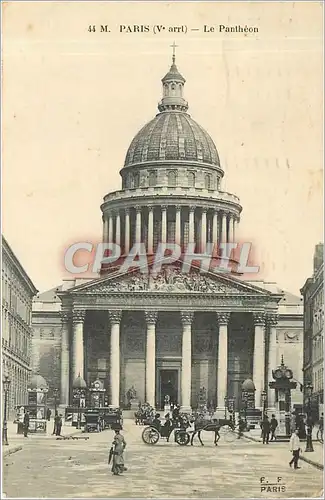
[127,386,138,410]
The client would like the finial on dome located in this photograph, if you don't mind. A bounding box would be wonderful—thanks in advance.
[170,41,178,64]
[281,354,284,366]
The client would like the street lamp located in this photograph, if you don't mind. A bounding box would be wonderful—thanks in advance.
[261,390,267,416]
[53,388,59,414]
[242,391,248,428]
[2,374,11,446]
[224,396,228,419]
[305,382,314,453]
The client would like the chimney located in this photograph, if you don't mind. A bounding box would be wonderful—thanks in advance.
[313,243,324,273]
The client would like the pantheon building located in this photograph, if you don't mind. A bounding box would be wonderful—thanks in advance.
[32,54,303,412]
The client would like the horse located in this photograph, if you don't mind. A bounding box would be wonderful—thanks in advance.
[190,417,234,446]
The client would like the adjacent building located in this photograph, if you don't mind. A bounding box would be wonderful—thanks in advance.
[31,54,304,412]
[301,243,324,419]
[2,236,38,415]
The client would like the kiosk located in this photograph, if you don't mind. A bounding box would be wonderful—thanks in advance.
[26,374,49,433]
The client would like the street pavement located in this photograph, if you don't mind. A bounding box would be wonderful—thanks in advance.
[2,420,324,499]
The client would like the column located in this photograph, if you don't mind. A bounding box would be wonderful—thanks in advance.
[124,208,130,254]
[72,310,86,382]
[175,205,181,246]
[253,312,266,409]
[144,311,158,407]
[60,311,70,405]
[229,214,234,242]
[233,217,237,243]
[108,213,114,243]
[180,311,194,411]
[217,313,230,408]
[147,206,154,254]
[161,205,167,243]
[115,211,121,246]
[221,211,228,244]
[212,209,218,245]
[135,206,142,244]
[189,206,195,244]
[109,310,122,407]
[102,215,109,244]
[266,313,278,409]
[200,208,207,252]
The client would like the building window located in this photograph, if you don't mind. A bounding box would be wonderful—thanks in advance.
[168,170,177,187]
[188,171,195,187]
[134,172,140,188]
[149,171,157,187]
[205,174,212,190]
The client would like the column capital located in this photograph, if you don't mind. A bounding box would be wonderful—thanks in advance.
[189,205,196,213]
[145,311,158,324]
[175,204,181,211]
[125,207,130,215]
[135,205,142,213]
[161,204,168,211]
[201,207,208,214]
[217,312,231,325]
[253,312,266,326]
[181,311,194,325]
[72,310,86,324]
[109,310,122,324]
[148,205,154,212]
[60,311,71,323]
[265,312,279,326]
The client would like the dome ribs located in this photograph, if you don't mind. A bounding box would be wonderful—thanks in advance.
[123,112,220,168]
[159,114,171,160]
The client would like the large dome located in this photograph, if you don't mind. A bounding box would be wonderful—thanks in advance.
[124,111,220,168]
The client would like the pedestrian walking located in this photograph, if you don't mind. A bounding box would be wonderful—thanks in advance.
[237,416,245,438]
[109,427,127,476]
[261,416,271,444]
[52,410,58,435]
[46,408,51,421]
[289,429,301,469]
[23,410,30,438]
[55,414,62,436]
[270,414,278,441]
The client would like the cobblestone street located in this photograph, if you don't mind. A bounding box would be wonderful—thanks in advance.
[2,420,323,498]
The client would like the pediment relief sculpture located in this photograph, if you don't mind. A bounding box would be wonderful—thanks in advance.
[80,265,262,295]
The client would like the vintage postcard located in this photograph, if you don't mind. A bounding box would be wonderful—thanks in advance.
[1,1,324,499]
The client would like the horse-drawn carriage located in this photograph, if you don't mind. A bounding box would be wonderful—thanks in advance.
[141,413,192,446]
[190,411,237,446]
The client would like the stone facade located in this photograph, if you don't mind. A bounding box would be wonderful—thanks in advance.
[301,243,324,418]
[31,54,304,412]
[2,236,37,415]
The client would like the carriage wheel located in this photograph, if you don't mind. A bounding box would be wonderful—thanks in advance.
[142,426,160,445]
[175,431,190,446]
[223,429,237,442]
[317,429,324,444]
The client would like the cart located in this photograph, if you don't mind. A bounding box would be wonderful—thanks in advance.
[84,409,102,433]
[101,407,123,430]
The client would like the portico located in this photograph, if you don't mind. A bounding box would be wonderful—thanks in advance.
[58,265,281,412]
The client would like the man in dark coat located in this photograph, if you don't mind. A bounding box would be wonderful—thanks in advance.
[261,416,271,444]
[270,414,278,441]
[55,414,62,436]
[23,411,30,437]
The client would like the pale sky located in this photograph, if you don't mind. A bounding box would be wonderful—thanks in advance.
[2,1,323,295]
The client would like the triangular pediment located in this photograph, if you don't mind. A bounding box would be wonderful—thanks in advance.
[66,262,278,297]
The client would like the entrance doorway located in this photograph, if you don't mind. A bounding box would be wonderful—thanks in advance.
[159,369,178,408]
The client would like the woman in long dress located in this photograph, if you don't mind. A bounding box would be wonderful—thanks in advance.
[111,429,127,475]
